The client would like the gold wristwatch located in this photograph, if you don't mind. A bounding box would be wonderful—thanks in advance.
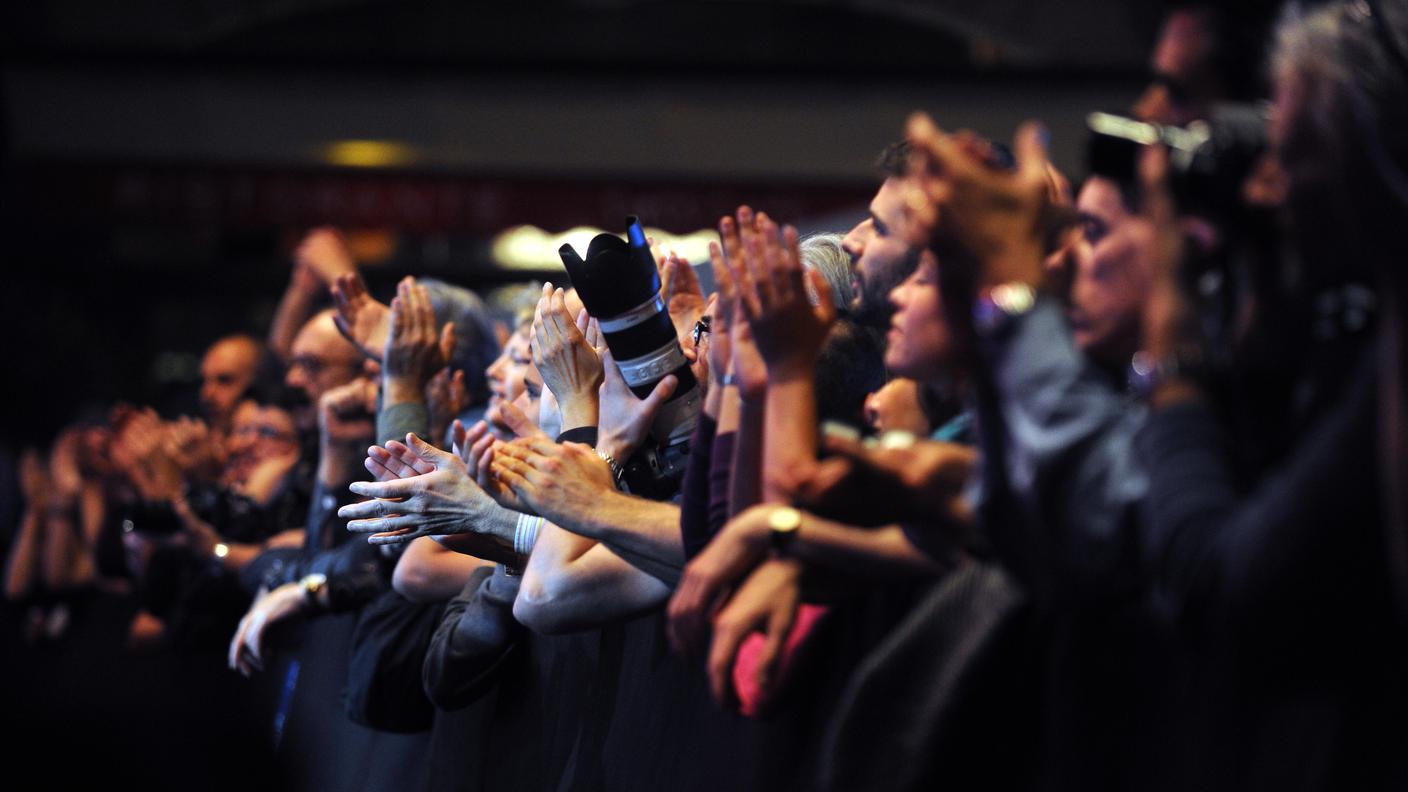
[768,506,802,554]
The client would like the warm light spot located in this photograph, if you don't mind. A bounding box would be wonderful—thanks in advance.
[322,140,418,168]
[490,224,717,270]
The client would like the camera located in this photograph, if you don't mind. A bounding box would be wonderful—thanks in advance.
[558,216,702,498]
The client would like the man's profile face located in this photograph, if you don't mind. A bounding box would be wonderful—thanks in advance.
[200,338,260,431]
[842,178,923,325]
[284,314,362,428]
[1068,177,1149,367]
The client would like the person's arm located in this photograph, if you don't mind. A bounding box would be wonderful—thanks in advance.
[1136,347,1378,632]
[270,228,357,362]
[679,413,717,561]
[5,459,46,600]
[513,522,672,634]
[422,564,525,710]
[392,536,493,604]
[340,434,523,566]
[491,439,685,579]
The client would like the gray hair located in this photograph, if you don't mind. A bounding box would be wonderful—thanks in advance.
[799,232,855,312]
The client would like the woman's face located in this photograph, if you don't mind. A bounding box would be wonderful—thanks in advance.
[486,328,532,412]
[884,253,951,382]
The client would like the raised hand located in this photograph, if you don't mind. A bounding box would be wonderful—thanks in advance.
[489,438,615,526]
[659,247,708,346]
[597,345,678,464]
[723,207,837,380]
[531,284,603,431]
[163,416,224,481]
[901,114,1052,291]
[340,434,512,562]
[383,277,455,405]
[330,272,391,361]
[295,227,357,288]
[710,213,768,402]
[425,368,469,445]
[321,374,377,435]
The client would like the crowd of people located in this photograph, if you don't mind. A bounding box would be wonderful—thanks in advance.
[7,1,1408,789]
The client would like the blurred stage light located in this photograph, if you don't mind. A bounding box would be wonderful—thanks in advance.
[490,224,716,270]
[322,139,418,168]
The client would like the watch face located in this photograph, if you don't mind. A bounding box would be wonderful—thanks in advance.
[768,507,802,533]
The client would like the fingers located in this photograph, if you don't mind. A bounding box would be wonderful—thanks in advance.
[755,597,797,696]
[366,522,430,545]
[405,433,457,469]
[489,455,533,495]
[640,374,679,418]
[339,497,405,523]
[805,267,838,325]
[347,477,414,500]
[706,603,751,708]
[439,321,457,366]
[497,401,544,440]
[1013,120,1052,186]
[382,439,436,476]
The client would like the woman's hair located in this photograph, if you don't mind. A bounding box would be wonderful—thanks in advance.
[1273,0,1408,272]
[420,278,506,406]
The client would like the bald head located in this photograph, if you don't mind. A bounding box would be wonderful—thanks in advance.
[285,310,363,413]
[201,334,264,431]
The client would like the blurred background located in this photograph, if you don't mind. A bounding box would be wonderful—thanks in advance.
[1,0,1163,450]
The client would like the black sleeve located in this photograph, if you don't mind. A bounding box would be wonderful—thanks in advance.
[423,564,525,710]
[556,426,599,447]
[1135,345,1380,634]
[678,414,717,561]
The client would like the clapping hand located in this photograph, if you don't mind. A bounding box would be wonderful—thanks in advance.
[531,284,603,431]
[331,272,391,361]
[722,207,837,381]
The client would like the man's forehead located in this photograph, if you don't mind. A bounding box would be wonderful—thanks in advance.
[871,178,907,223]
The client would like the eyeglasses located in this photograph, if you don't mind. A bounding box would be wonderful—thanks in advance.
[692,316,711,348]
[232,425,297,442]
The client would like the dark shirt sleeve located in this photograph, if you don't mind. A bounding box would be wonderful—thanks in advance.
[707,431,735,541]
[557,426,599,447]
[974,299,1148,602]
[254,477,390,612]
[422,564,525,710]
[1135,346,1380,633]
[378,401,431,446]
[678,414,718,561]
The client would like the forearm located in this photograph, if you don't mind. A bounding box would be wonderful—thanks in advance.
[762,375,818,501]
[423,565,524,709]
[553,490,684,582]
[4,508,44,599]
[787,516,953,579]
[318,443,367,490]
[514,526,671,633]
[269,282,321,363]
[433,502,521,568]
[376,399,430,446]
[393,536,493,603]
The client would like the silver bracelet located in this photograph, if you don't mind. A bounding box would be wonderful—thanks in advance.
[594,448,625,489]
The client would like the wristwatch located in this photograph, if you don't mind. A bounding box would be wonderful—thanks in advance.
[300,573,329,607]
[972,282,1037,336]
[768,506,803,554]
[1128,347,1205,399]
